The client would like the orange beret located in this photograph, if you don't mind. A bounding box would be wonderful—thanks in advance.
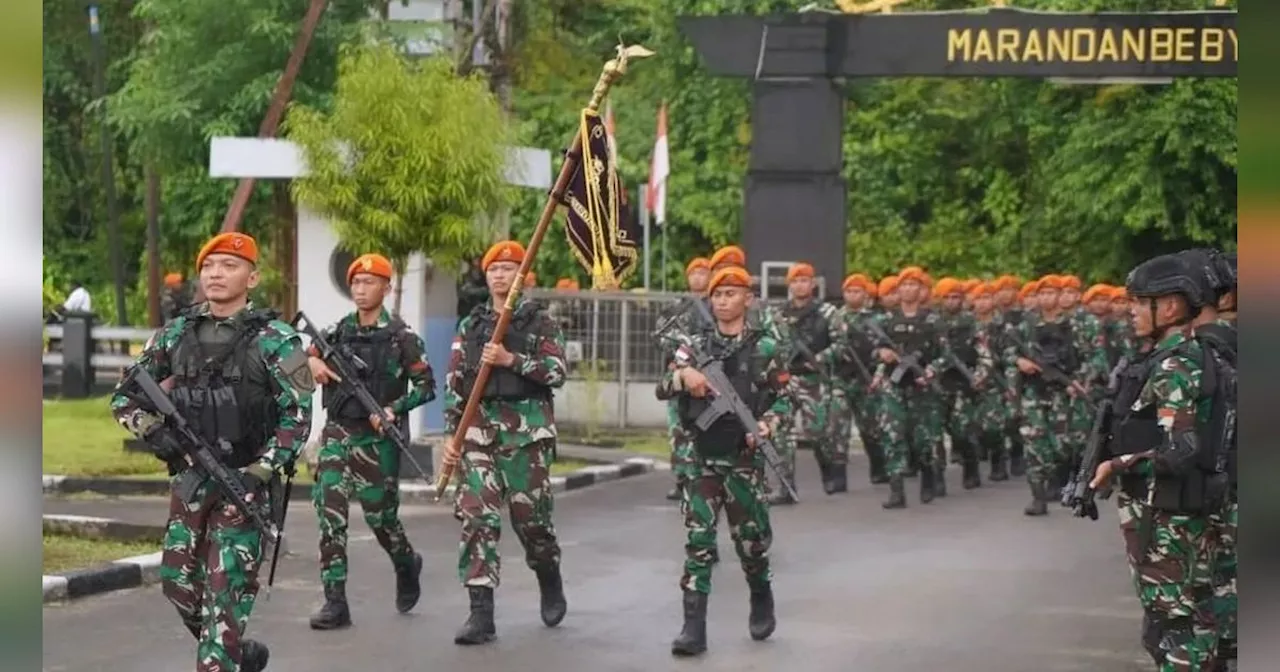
[994,275,1021,291]
[934,277,963,297]
[785,262,815,283]
[1060,275,1082,290]
[843,273,871,291]
[525,272,537,287]
[1018,280,1041,299]
[899,266,929,285]
[1038,275,1065,290]
[878,276,900,296]
[346,253,394,285]
[555,278,579,291]
[163,273,183,288]
[709,245,746,270]
[685,257,711,275]
[196,232,258,270]
[1109,286,1130,301]
[482,241,525,271]
[708,266,752,293]
[969,282,996,298]
[961,279,980,293]
[1082,283,1112,304]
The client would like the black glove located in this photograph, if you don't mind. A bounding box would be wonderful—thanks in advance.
[143,424,187,472]
[240,469,267,494]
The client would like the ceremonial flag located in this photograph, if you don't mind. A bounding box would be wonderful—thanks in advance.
[646,102,669,226]
[560,109,642,289]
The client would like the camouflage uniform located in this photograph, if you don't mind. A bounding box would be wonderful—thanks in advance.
[655,310,790,654]
[778,299,846,494]
[309,308,436,621]
[1004,312,1107,514]
[998,307,1029,476]
[755,302,797,499]
[1109,329,1219,671]
[445,298,567,590]
[111,302,313,672]
[1064,309,1109,474]
[831,305,884,482]
[657,297,709,495]
[872,307,948,505]
[936,309,998,488]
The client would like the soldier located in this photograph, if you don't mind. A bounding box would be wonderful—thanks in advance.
[1060,275,1109,499]
[655,265,790,657]
[992,275,1027,476]
[445,240,569,645]
[1018,280,1041,312]
[873,267,948,508]
[877,275,901,313]
[1088,253,1224,672]
[161,272,192,322]
[834,273,887,484]
[661,257,712,502]
[110,232,313,672]
[1005,275,1107,516]
[305,253,435,630]
[777,262,847,498]
[554,278,579,291]
[968,282,1011,481]
[934,278,997,490]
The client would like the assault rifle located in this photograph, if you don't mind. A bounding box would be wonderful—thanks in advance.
[1063,356,1130,520]
[940,350,977,388]
[658,303,801,502]
[124,367,280,542]
[863,320,944,394]
[1009,335,1090,398]
[292,312,429,479]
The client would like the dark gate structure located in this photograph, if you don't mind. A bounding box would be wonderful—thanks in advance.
[678,5,1236,292]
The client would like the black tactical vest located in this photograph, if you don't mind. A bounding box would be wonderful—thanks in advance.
[783,301,832,361]
[1196,324,1237,489]
[323,317,409,422]
[168,309,277,469]
[463,301,553,401]
[837,313,878,380]
[678,332,762,459]
[1032,319,1079,375]
[885,309,933,385]
[941,314,979,389]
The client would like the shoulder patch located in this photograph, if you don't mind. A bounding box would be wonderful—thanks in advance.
[277,344,316,394]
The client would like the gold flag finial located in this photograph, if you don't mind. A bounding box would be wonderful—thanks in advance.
[588,43,655,113]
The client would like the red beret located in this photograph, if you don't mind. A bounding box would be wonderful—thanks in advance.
[196,232,258,270]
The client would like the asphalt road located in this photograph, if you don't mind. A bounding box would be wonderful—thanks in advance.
[43,458,1149,672]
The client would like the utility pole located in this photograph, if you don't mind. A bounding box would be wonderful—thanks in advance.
[87,3,128,328]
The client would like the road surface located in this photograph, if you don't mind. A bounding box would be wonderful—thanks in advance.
[43,458,1149,671]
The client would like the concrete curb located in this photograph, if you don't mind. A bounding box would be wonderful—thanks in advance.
[43,514,166,543]
[42,458,660,603]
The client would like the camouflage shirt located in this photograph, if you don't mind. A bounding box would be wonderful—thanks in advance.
[444,298,568,448]
[935,308,997,388]
[1117,327,1208,478]
[307,307,436,417]
[1003,311,1108,388]
[109,301,314,480]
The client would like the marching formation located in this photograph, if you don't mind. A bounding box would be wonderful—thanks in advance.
[104,230,1238,672]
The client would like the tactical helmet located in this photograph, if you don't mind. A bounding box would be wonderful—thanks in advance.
[1216,251,1237,290]
[1125,253,1211,309]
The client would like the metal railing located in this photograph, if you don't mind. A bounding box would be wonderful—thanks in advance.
[43,324,155,371]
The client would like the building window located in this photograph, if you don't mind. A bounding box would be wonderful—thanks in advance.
[329,247,357,300]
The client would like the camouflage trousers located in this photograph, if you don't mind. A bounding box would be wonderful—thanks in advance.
[668,400,698,482]
[941,388,983,460]
[680,457,773,594]
[1017,383,1072,485]
[848,383,886,463]
[875,383,944,476]
[159,475,269,672]
[1063,395,1094,468]
[788,375,845,466]
[1207,500,1237,654]
[455,438,561,588]
[1117,493,1219,670]
[313,423,416,587]
[768,389,799,493]
[829,390,854,456]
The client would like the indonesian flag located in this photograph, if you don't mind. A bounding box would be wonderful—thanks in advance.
[646,102,669,226]
[604,101,618,165]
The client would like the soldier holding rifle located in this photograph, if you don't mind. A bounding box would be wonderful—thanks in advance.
[110,232,314,672]
[302,253,437,630]
[655,265,791,657]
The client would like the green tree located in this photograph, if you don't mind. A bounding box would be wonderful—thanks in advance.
[288,41,513,311]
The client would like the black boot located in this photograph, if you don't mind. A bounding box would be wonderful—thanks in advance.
[1023,480,1049,516]
[1008,437,1026,477]
[882,474,906,509]
[535,564,567,627]
[309,582,352,630]
[1054,464,1074,506]
[828,463,848,493]
[240,639,270,672]
[818,458,836,495]
[671,590,708,656]
[905,452,920,478]
[988,438,1009,482]
[919,465,936,503]
[933,463,948,498]
[454,586,496,645]
[747,582,776,641]
[867,440,889,484]
[394,552,423,614]
[962,453,981,490]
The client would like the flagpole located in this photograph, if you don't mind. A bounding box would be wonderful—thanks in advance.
[661,226,668,292]
[641,186,651,290]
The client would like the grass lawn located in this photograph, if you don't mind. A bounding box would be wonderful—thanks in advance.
[43,533,161,574]
[42,397,166,477]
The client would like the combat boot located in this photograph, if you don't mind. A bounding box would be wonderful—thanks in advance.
[670,590,708,656]
[933,463,948,498]
[535,564,567,627]
[867,442,889,484]
[454,586,496,645]
[394,552,423,614]
[962,453,981,490]
[747,581,776,641]
[988,439,1009,481]
[1008,440,1026,477]
[818,459,836,495]
[1023,480,1049,516]
[882,474,907,509]
[919,465,936,503]
[240,639,270,672]
[828,463,848,494]
[309,582,352,630]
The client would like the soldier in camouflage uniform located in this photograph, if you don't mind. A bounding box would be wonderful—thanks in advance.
[873,267,950,508]
[305,254,436,630]
[968,283,1012,481]
[994,275,1029,477]
[1088,254,1223,672]
[660,257,712,501]
[933,278,998,490]
[655,265,790,657]
[1058,275,1109,493]
[777,262,847,499]
[1108,286,1140,359]
[833,274,888,484]
[1005,275,1107,516]
[111,232,313,672]
[444,240,569,646]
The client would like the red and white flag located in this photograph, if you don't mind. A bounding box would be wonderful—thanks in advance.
[604,101,618,165]
[646,102,669,226]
